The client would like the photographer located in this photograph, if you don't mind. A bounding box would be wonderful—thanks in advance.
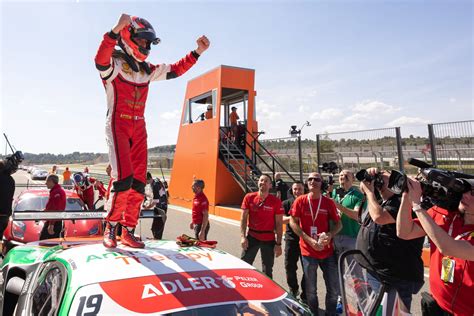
[397,176,474,315]
[356,168,424,313]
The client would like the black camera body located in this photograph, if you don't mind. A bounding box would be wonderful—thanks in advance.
[319,162,339,192]
[388,158,473,211]
[1,151,24,175]
[355,169,385,190]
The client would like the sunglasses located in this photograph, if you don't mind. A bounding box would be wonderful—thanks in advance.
[307,177,322,183]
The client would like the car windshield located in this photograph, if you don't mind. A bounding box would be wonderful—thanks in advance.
[15,196,83,212]
[165,298,310,315]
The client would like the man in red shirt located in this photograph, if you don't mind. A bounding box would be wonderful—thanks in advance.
[290,172,342,315]
[397,177,474,316]
[240,174,283,278]
[190,179,210,241]
[39,174,66,240]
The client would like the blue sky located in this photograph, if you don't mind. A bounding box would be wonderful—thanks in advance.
[1,0,472,154]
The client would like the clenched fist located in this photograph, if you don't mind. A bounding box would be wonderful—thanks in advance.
[195,35,210,55]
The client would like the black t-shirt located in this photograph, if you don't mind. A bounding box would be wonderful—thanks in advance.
[151,179,168,211]
[0,172,15,216]
[282,196,299,241]
[356,194,424,284]
[275,179,289,201]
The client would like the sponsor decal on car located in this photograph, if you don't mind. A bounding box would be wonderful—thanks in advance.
[69,268,286,314]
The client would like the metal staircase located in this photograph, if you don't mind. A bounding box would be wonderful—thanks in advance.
[219,127,296,193]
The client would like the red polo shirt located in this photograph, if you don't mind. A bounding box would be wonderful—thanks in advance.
[291,194,340,259]
[241,192,284,241]
[45,184,66,224]
[415,206,474,315]
[192,192,209,225]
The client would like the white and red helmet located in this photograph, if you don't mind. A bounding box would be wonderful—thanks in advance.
[119,16,160,62]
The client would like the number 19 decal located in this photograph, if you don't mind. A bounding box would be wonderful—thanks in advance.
[76,294,103,316]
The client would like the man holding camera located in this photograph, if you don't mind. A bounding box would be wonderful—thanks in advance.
[290,172,342,315]
[356,168,424,313]
[397,176,474,315]
[0,153,21,251]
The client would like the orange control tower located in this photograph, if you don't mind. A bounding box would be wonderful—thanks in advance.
[168,65,259,220]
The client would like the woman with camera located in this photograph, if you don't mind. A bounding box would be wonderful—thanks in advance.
[397,177,474,316]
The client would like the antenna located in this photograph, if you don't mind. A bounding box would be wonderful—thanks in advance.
[3,133,16,154]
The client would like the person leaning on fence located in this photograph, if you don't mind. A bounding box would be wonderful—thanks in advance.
[282,181,307,302]
[397,176,474,316]
[39,174,66,240]
[356,168,424,314]
[190,179,210,241]
[290,172,342,316]
[240,174,283,278]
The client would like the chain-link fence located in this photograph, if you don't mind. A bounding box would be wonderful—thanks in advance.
[316,127,404,174]
[429,120,474,173]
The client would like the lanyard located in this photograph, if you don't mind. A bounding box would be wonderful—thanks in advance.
[338,187,354,204]
[308,194,322,226]
[447,215,458,237]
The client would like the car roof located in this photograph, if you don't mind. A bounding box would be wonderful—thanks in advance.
[19,189,79,198]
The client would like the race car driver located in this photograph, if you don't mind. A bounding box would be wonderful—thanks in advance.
[95,14,210,248]
[73,172,101,210]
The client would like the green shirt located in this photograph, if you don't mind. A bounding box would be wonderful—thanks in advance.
[332,186,365,238]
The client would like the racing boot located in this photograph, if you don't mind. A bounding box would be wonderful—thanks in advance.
[103,222,118,248]
[121,226,145,248]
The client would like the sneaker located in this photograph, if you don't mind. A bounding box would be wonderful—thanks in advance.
[103,222,118,248]
[336,296,343,314]
[121,227,145,248]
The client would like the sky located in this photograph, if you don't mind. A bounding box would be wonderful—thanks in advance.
[0,0,472,154]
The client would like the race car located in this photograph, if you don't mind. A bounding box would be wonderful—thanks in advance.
[0,238,311,315]
[2,189,102,256]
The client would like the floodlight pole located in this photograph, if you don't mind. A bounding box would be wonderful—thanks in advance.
[291,121,311,182]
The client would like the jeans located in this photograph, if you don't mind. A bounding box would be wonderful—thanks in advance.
[367,272,424,312]
[151,207,167,239]
[193,223,210,240]
[302,254,339,316]
[241,235,276,278]
[284,238,306,299]
[39,222,63,240]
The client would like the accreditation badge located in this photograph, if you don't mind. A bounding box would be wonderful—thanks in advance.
[310,226,318,239]
[440,256,455,283]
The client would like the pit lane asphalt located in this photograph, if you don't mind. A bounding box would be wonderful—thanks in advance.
[4,170,429,315]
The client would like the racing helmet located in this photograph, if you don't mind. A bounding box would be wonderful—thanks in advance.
[119,16,160,62]
[73,173,85,186]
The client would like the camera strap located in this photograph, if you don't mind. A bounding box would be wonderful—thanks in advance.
[308,193,322,226]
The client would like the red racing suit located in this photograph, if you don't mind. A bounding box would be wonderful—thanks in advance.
[74,178,97,210]
[95,31,199,227]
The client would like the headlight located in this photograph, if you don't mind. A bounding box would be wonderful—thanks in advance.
[12,221,27,239]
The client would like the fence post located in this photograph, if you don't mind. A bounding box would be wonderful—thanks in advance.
[316,134,321,173]
[428,124,437,167]
[395,127,404,171]
[298,134,303,182]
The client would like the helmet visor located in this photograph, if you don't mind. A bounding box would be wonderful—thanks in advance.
[134,30,161,45]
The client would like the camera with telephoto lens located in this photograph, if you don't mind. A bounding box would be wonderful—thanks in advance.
[387,158,474,212]
[1,151,24,175]
[355,169,385,190]
[319,162,339,192]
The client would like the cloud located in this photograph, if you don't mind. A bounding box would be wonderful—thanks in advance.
[320,123,365,133]
[160,110,180,120]
[449,97,456,103]
[342,112,371,123]
[298,105,310,113]
[43,109,57,114]
[256,100,281,120]
[384,116,431,127]
[310,108,343,120]
[353,100,401,114]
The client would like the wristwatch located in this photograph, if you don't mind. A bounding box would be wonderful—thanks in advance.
[275,242,282,246]
[412,204,425,212]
